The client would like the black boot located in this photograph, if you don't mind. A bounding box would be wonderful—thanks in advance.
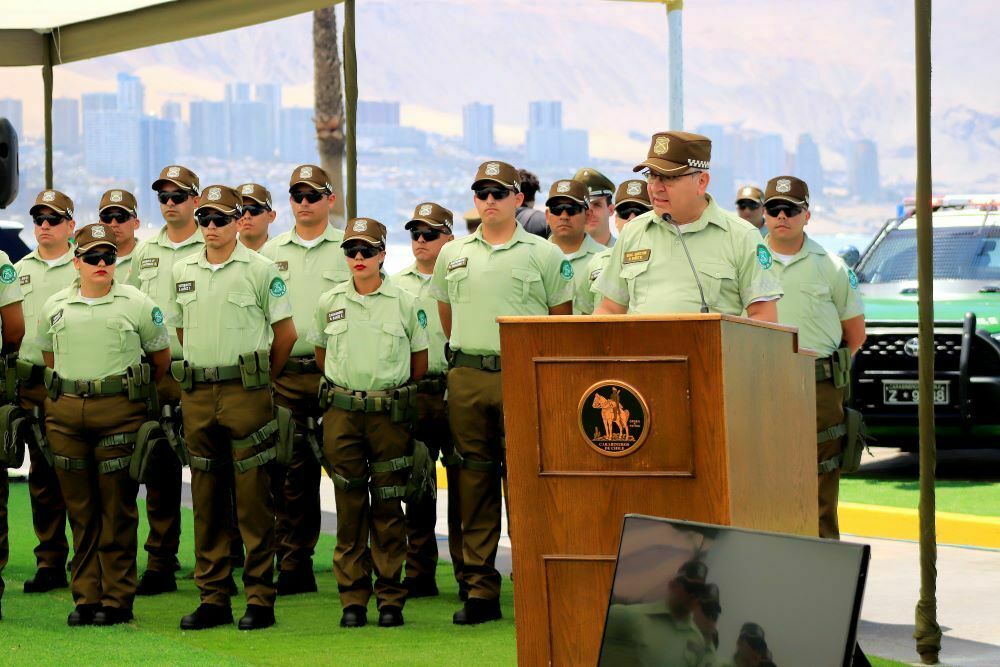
[23,567,68,593]
[237,604,275,631]
[67,603,101,627]
[403,576,439,599]
[93,606,134,626]
[453,597,502,625]
[180,603,234,630]
[339,604,367,628]
[136,570,177,596]
[276,568,317,596]
[378,605,404,627]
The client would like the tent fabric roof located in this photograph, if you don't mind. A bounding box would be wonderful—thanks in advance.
[2,0,174,30]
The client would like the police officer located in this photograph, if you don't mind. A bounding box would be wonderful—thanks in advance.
[0,248,25,622]
[574,167,616,247]
[126,165,206,595]
[515,169,549,238]
[593,131,783,320]
[260,165,346,596]
[310,218,428,628]
[463,208,482,235]
[586,179,653,293]
[763,176,866,539]
[39,223,171,626]
[430,160,573,624]
[98,189,141,276]
[736,185,766,234]
[389,202,464,600]
[545,180,605,314]
[734,622,772,667]
[238,183,276,252]
[168,185,297,631]
[14,189,75,594]
[693,583,722,666]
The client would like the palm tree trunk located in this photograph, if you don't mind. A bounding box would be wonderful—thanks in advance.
[313,6,346,226]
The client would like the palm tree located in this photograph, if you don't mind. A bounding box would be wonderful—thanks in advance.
[313,6,346,226]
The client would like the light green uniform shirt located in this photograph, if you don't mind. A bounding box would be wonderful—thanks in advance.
[166,243,292,368]
[115,249,134,280]
[593,195,783,315]
[14,248,76,366]
[770,234,865,357]
[125,225,205,359]
[587,247,613,297]
[0,252,23,332]
[558,233,607,315]
[389,263,448,375]
[429,223,574,356]
[308,279,428,391]
[261,224,348,358]
[38,281,169,380]
[601,603,709,667]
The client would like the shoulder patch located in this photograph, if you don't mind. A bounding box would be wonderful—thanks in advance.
[848,268,859,289]
[448,257,468,271]
[151,307,164,326]
[623,249,652,264]
[50,309,63,325]
[176,280,195,293]
[417,309,428,329]
[756,243,773,270]
[327,308,346,323]
[19,274,30,286]
[0,264,15,284]
[275,260,289,272]
[141,257,159,269]
[269,276,287,297]
[560,259,574,281]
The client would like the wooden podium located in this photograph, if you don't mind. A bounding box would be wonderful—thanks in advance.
[497,314,818,666]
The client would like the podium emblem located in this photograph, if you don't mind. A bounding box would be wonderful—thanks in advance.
[578,380,650,457]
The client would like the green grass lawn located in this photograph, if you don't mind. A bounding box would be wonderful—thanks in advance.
[0,479,911,666]
[841,475,1000,517]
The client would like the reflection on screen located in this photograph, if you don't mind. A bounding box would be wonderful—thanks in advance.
[599,515,869,667]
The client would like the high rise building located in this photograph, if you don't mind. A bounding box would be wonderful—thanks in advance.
[848,139,881,202]
[462,102,494,155]
[116,72,144,114]
[228,100,271,159]
[357,101,400,126]
[525,101,587,166]
[189,100,228,158]
[794,134,824,200]
[695,123,735,201]
[139,116,179,213]
[0,99,24,138]
[529,101,562,130]
[82,78,142,181]
[225,82,251,104]
[255,83,282,155]
[280,107,317,164]
[52,98,80,153]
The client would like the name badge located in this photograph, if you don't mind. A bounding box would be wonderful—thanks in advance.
[50,309,63,325]
[19,275,30,286]
[141,258,159,269]
[176,281,195,293]
[275,261,289,272]
[448,257,468,271]
[623,249,651,264]
[327,309,346,322]
[589,269,602,281]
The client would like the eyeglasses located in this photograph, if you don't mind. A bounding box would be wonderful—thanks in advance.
[290,190,326,204]
[195,213,237,227]
[78,250,117,266]
[764,203,804,218]
[549,203,584,217]
[473,187,513,201]
[157,191,190,205]
[99,210,134,224]
[32,214,67,226]
[616,206,648,220]
[736,201,761,211]
[244,205,270,217]
[645,170,702,185]
[410,229,443,242]
[342,244,381,259]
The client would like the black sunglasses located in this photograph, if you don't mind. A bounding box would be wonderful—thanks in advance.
[410,229,443,242]
[290,190,326,204]
[737,200,762,210]
[99,210,133,224]
[342,244,381,259]
[78,250,117,266]
[616,206,648,220]
[473,187,513,201]
[765,203,803,218]
[195,213,237,228]
[157,191,190,205]
[32,214,67,227]
[244,205,270,217]
[549,203,584,217]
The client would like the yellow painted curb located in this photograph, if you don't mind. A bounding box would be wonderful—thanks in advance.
[840,502,1000,549]
[437,461,448,489]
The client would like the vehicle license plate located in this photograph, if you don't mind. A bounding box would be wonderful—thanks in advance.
[882,380,949,405]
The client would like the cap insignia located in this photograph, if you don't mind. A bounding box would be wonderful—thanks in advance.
[300,166,313,178]
[353,219,368,232]
[776,179,791,193]
[653,136,670,155]
[42,191,56,202]
[91,226,106,239]
[166,166,181,178]
[626,182,642,196]
[556,181,571,194]
[484,162,500,177]
[418,204,433,216]
[207,187,221,201]
[241,184,255,195]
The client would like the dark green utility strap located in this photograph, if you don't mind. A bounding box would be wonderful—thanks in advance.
[189,455,225,472]
[818,456,842,475]
[232,419,278,449]
[52,454,89,471]
[440,451,463,468]
[463,458,498,473]
[98,433,137,448]
[372,485,407,501]
[817,423,848,444]
[331,472,369,492]
[329,391,392,413]
[234,447,277,474]
[97,455,132,474]
[191,365,243,384]
[60,376,127,396]
[369,456,413,473]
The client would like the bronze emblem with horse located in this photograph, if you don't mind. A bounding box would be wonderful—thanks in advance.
[577,380,650,457]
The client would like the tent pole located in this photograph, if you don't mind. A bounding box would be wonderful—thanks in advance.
[342,0,357,220]
[42,35,54,189]
[912,0,940,663]
[666,0,683,130]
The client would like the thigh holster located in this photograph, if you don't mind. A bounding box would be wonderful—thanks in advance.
[0,404,28,469]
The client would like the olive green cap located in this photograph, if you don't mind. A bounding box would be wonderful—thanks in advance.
[614,179,652,208]
[74,223,118,254]
[764,175,810,207]
[341,217,387,247]
[238,182,272,209]
[735,185,764,206]
[462,208,481,224]
[405,202,453,231]
[194,185,243,216]
[289,164,333,193]
[98,189,138,216]
[572,167,615,198]
[30,189,74,218]
[545,179,590,207]
[633,131,711,175]
[152,165,199,194]
[471,160,520,191]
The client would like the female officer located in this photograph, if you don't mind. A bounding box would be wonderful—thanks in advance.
[38,223,170,626]
[309,218,428,629]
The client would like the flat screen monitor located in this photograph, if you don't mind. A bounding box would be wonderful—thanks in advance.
[599,515,870,667]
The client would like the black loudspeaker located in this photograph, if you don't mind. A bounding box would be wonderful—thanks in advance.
[0,118,19,209]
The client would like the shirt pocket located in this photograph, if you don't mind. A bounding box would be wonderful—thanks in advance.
[511,267,543,303]
[322,268,349,287]
[225,292,257,329]
[445,266,470,303]
[800,281,834,318]
[323,320,349,359]
[20,281,35,317]
[106,316,137,351]
[697,262,737,307]
[176,292,198,329]
[620,261,651,306]
[138,266,159,297]
[48,316,67,354]
[381,320,407,360]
